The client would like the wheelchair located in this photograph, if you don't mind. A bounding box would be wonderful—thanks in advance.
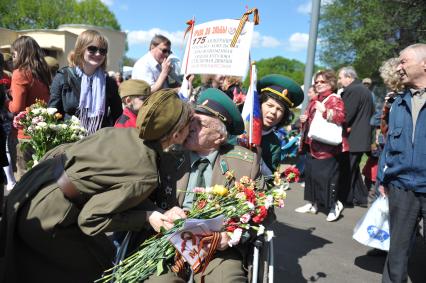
[113,229,275,283]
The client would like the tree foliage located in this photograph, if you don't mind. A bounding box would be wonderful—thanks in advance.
[319,0,426,79]
[242,56,320,88]
[0,0,120,31]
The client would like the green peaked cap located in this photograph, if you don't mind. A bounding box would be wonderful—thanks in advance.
[257,74,304,108]
[196,88,244,135]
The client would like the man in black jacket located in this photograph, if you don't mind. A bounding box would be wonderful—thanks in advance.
[337,66,374,206]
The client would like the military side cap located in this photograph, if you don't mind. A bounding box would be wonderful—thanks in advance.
[119,79,151,99]
[257,74,304,108]
[137,89,183,140]
[44,56,59,69]
[196,88,244,135]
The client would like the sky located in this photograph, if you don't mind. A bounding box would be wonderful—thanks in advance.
[102,0,321,64]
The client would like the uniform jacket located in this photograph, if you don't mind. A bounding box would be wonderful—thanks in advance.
[261,130,282,173]
[0,127,164,282]
[341,80,375,152]
[154,143,265,211]
[377,90,426,193]
[49,66,122,127]
[300,92,349,159]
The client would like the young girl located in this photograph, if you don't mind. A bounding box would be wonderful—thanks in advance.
[6,36,51,179]
[257,74,304,174]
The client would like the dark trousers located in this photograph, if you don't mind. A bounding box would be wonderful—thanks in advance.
[338,152,368,205]
[382,185,426,283]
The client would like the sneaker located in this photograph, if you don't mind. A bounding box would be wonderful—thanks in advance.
[295,203,318,214]
[326,201,344,222]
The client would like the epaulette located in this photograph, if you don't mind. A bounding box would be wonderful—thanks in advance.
[223,147,254,162]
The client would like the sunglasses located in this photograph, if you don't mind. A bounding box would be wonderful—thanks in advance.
[314,80,327,85]
[87,45,108,56]
[158,47,172,55]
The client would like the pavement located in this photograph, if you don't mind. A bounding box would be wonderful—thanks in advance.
[273,182,426,283]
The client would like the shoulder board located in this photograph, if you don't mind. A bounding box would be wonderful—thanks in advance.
[223,147,254,162]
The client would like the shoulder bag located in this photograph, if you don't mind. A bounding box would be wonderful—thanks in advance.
[307,94,342,146]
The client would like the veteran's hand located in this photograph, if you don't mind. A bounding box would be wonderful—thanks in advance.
[164,206,187,222]
[218,232,230,251]
[314,101,326,113]
[147,211,174,232]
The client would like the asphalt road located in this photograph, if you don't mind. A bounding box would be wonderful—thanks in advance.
[273,182,426,283]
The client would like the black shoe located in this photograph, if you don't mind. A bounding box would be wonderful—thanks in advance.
[366,248,387,257]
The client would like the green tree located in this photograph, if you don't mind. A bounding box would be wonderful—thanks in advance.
[319,0,426,79]
[242,56,321,88]
[0,0,120,30]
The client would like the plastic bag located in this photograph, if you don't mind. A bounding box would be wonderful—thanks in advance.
[352,196,390,251]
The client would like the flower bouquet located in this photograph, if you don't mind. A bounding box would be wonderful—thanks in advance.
[97,173,286,283]
[13,100,86,167]
[282,166,300,183]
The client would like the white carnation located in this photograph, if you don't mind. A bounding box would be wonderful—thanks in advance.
[46,108,57,115]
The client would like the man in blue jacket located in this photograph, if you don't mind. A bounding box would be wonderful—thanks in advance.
[377,43,426,283]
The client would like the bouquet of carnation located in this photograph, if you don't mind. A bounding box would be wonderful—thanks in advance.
[13,100,86,167]
[282,166,300,183]
[97,173,286,283]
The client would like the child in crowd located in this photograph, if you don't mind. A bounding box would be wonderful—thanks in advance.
[114,79,151,128]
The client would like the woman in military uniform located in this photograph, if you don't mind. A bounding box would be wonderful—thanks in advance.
[0,88,192,283]
[257,74,304,174]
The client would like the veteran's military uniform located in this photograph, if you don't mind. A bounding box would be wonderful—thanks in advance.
[0,89,190,283]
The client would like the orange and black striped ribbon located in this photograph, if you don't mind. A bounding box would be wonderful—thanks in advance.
[230,8,260,48]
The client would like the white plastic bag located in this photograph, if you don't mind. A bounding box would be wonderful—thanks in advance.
[352,196,390,251]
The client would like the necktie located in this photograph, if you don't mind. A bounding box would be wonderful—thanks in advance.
[195,158,209,188]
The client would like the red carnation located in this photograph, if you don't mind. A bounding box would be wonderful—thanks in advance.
[225,219,240,232]
[252,206,268,223]
[243,188,256,204]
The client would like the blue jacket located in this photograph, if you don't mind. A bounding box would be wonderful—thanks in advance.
[377,90,426,193]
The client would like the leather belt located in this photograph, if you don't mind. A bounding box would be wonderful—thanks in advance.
[57,170,83,205]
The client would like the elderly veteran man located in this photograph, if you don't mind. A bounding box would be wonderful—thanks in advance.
[115,79,151,128]
[0,89,193,283]
[143,88,265,283]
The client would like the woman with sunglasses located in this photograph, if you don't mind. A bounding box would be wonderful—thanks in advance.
[295,70,349,222]
[49,30,122,135]
[6,36,51,179]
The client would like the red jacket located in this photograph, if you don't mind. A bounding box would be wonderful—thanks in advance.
[114,107,137,128]
[300,92,349,159]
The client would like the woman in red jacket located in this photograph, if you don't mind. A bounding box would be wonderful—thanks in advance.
[295,70,349,222]
[6,36,51,179]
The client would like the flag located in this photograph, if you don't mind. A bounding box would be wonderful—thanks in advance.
[241,63,262,146]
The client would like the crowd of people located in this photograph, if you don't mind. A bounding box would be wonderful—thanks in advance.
[0,28,424,283]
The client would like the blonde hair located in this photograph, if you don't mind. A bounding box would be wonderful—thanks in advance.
[67,30,108,70]
[379,57,404,92]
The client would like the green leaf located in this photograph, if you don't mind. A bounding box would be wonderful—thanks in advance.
[156,259,164,276]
